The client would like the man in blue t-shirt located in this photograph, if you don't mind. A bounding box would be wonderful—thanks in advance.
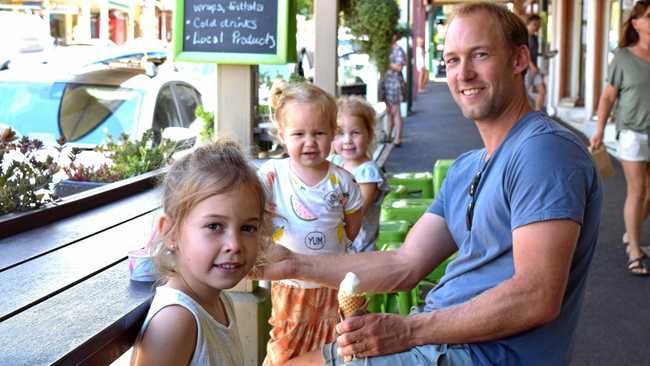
[255,3,602,365]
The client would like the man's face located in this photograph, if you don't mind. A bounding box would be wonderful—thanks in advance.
[443,13,520,123]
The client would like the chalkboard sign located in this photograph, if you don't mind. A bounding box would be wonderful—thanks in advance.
[174,0,295,64]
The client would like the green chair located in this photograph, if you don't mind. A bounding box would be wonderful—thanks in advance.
[380,198,434,225]
[374,241,415,315]
[413,253,458,306]
[433,159,455,197]
[388,172,434,199]
[377,241,402,252]
[367,293,385,313]
[384,184,409,202]
[425,253,457,283]
[376,220,410,248]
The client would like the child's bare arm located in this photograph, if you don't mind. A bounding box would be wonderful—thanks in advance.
[344,209,364,241]
[131,306,196,366]
[358,182,380,217]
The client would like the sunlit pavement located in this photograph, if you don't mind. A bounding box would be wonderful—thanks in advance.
[385,81,650,365]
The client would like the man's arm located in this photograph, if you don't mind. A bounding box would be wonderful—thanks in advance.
[337,219,579,358]
[254,212,457,294]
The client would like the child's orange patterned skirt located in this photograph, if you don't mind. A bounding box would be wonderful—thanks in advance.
[263,282,339,366]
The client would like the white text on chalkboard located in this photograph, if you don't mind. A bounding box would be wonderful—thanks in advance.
[232,31,276,48]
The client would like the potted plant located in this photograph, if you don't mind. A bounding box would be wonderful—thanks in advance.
[195,104,215,145]
[57,130,177,197]
[0,128,59,215]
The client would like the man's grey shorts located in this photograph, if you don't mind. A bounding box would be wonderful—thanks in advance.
[322,342,473,366]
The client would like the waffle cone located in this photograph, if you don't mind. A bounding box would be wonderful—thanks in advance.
[338,293,368,319]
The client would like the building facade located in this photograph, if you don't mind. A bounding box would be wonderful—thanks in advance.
[0,0,174,45]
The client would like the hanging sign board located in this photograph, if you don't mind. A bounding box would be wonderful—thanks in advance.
[174,0,295,64]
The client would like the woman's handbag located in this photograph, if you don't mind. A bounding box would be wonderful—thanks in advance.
[589,145,615,180]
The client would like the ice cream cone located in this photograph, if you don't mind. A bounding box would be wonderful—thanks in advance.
[337,272,368,363]
[338,293,368,318]
[338,294,368,363]
[338,293,368,362]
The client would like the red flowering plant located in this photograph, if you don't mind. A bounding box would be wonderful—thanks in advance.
[0,128,60,215]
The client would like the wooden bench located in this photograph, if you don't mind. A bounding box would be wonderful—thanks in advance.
[0,172,161,365]
[0,169,271,366]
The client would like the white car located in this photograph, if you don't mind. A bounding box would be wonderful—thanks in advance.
[0,54,204,149]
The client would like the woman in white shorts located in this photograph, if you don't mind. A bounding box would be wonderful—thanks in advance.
[590,1,650,276]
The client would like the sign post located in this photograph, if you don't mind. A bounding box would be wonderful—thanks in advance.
[173,0,295,148]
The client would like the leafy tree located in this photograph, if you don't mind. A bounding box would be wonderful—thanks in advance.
[340,0,404,74]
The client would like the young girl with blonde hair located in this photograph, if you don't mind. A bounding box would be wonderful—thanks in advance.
[259,81,364,365]
[131,140,271,366]
[330,95,389,252]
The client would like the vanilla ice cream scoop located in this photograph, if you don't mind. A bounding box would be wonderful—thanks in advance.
[339,272,361,296]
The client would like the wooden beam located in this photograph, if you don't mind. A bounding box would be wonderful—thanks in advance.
[559,0,572,98]
[593,0,605,114]
[215,65,255,149]
[314,0,338,95]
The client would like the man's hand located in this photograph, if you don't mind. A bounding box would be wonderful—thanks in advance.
[248,244,296,281]
[335,313,415,359]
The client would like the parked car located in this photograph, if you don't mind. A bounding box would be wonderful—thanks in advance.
[0,54,203,149]
[337,38,370,93]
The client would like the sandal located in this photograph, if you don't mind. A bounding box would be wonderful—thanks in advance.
[627,254,650,276]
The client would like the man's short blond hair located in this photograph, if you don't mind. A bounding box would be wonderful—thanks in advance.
[449,2,529,52]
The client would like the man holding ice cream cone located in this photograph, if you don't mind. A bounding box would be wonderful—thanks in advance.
[254,3,602,365]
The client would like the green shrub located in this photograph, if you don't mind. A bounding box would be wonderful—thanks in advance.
[65,129,176,183]
[195,104,214,143]
[0,128,59,215]
[340,0,403,74]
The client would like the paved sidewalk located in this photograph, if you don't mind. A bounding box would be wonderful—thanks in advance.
[384,81,650,365]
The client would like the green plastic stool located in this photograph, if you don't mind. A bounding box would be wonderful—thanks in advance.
[433,159,455,197]
[378,241,402,252]
[412,253,458,306]
[380,198,434,225]
[367,293,385,313]
[378,291,414,316]
[413,279,436,306]
[377,220,410,248]
[396,291,414,315]
[384,184,409,202]
[388,172,434,199]
[425,253,457,283]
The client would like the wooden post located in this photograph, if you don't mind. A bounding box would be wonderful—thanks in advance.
[314,0,338,95]
[215,65,255,149]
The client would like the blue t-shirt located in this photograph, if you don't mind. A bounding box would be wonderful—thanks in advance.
[426,112,602,365]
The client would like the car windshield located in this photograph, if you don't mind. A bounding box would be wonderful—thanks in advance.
[0,81,143,146]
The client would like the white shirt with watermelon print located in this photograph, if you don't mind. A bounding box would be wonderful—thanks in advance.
[258,158,363,288]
